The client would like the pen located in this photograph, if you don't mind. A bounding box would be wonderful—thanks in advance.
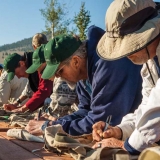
[37,109,42,121]
[100,115,112,140]
[104,115,112,131]
[37,100,50,121]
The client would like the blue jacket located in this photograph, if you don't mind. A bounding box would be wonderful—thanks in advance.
[52,25,142,135]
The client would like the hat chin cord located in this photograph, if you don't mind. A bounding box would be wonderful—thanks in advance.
[145,47,155,85]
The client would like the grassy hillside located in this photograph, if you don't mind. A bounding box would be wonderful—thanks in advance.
[0,32,51,64]
[0,37,33,64]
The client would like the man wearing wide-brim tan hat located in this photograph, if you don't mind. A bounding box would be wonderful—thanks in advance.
[92,0,160,156]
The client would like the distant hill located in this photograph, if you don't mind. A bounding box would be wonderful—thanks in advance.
[0,37,33,63]
[0,32,51,64]
[0,37,33,52]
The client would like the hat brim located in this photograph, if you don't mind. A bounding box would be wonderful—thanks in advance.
[26,63,41,74]
[7,72,15,82]
[42,63,60,79]
[97,16,160,61]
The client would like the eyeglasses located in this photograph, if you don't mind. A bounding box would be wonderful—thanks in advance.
[55,58,71,77]
[55,64,66,77]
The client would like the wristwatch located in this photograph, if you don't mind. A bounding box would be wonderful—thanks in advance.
[41,120,50,132]
[16,98,22,104]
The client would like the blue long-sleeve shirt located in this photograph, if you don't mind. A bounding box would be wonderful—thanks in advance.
[51,25,142,135]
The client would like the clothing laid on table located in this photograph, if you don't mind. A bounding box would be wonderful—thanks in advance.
[51,25,142,136]
[44,124,131,160]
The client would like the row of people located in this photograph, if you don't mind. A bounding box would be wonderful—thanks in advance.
[3,0,159,156]
[4,26,142,135]
[3,25,142,137]
[2,33,78,119]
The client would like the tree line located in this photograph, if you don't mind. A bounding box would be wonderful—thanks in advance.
[40,0,91,40]
[0,0,91,52]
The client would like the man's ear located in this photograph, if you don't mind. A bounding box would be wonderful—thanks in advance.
[71,56,81,69]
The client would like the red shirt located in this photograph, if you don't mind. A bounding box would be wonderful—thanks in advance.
[25,72,53,111]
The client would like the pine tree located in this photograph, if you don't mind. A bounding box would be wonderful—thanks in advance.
[40,0,70,39]
[74,2,91,40]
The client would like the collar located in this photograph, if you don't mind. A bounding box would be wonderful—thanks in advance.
[156,42,160,65]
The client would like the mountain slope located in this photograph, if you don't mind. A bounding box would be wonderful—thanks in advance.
[0,32,51,64]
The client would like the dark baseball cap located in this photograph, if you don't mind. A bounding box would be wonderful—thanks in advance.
[26,44,46,74]
[42,34,82,79]
[3,53,21,81]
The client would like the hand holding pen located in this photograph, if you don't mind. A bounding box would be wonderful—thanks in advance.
[36,99,50,121]
[100,115,112,140]
[92,115,123,144]
[97,115,112,148]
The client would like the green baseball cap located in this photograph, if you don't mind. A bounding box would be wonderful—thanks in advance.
[26,44,46,74]
[42,34,82,79]
[3,53,21,81]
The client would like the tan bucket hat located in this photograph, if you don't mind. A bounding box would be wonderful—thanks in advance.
[97,0,160,60]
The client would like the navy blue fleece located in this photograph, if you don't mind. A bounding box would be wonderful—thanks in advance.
[52,25,142,135]
[124,138,141,155]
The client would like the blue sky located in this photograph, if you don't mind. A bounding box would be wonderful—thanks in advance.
[0,0,159,46]
[0,0,113,46]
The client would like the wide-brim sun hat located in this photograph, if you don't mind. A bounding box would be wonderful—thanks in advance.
[97,0,160,61]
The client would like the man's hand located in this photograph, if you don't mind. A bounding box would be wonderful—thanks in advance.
[25,120,45,136]
[41,113,57,121]
[34,113,57,121]
[11,105,28,113]
[34,115,46,121]
[92,137,125,149]
[3,104,17,111]
[92,121,122,141]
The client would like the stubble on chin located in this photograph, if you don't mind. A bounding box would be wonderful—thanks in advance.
[128,57,148,65]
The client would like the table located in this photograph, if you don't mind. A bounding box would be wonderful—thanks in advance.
[0,122,74,160]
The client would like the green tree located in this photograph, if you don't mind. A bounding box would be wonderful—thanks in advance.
[74,2,91,40]
[40,0,70,39]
